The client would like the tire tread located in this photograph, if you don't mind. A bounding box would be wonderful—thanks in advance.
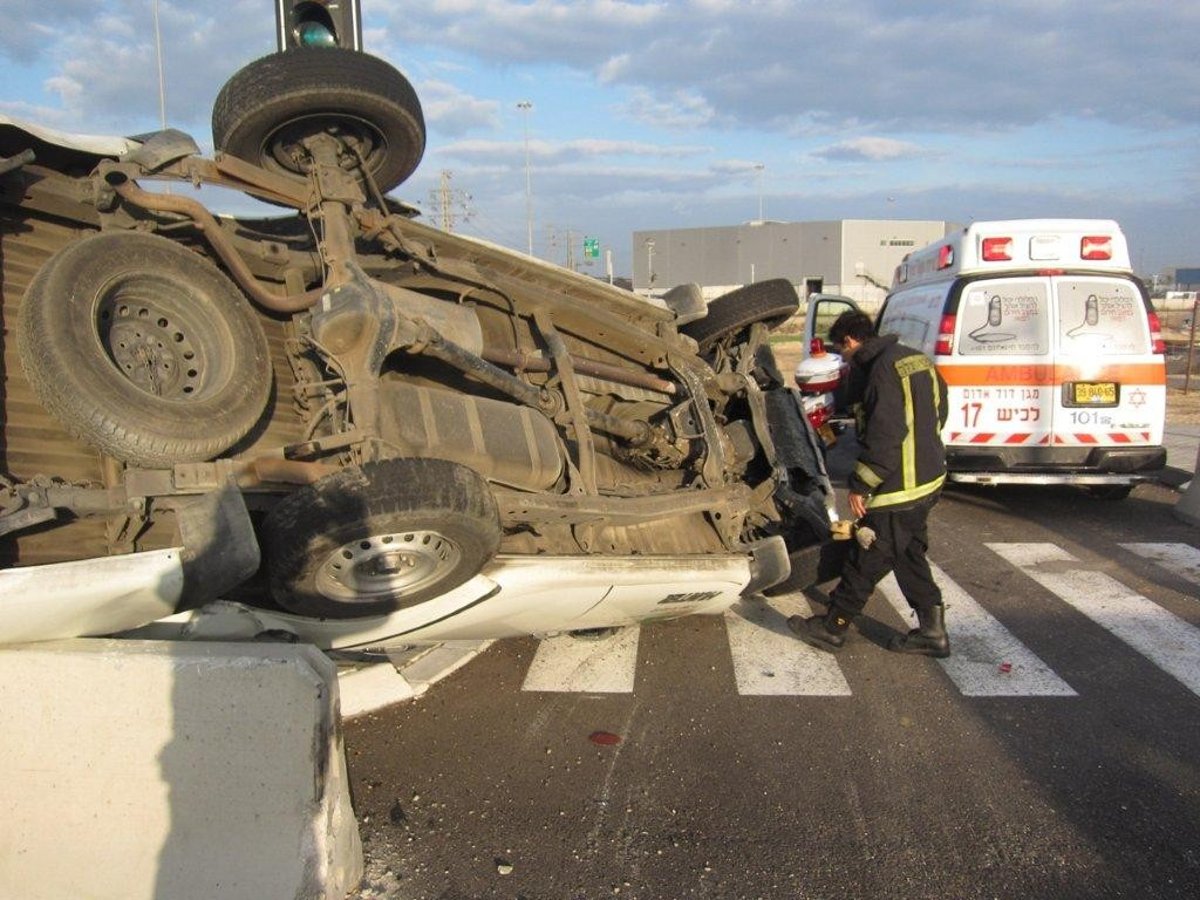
[212,48,425,193]
[681,279,800,353]
[264,458,501,618]
[17,232,272,468]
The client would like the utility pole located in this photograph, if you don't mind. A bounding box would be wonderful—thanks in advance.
[517,100,534,256]
[544,225,573,269]
[645,238,656,293]
[566,229,578,271]
[754,163,765,222]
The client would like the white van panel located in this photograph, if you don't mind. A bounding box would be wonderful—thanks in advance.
[880,262,1166,485]
[956,280,1049,356]
[878,284,946,358]
[937,275,1163,448]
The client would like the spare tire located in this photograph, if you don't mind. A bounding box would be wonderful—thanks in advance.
[212,48,425,193]
[681,279,800,354]
[18,231,272,468]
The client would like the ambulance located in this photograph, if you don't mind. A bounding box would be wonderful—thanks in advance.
[876,219,1166,497]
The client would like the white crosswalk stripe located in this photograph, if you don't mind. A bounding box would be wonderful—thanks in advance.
[521,626,640,693]
[877,566,1076,697]
[517,542,1200,697]
[988,542,1200,698]
[724,593,852,696]
[1119,542,1200,591]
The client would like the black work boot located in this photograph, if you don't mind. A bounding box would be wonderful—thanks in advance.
[889,604,950,658]
[787,608,852,653]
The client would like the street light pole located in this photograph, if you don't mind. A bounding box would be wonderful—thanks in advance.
[517,100,534,256]
[753,163,765,222]
[152,0,168,130]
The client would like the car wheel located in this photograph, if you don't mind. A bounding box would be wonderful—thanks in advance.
[264,458,502,619]
[18,231,272,467]
[681,279,800,354]
[212,48,425,194]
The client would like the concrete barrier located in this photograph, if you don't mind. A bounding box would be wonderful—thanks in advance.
[0,639,362,899]
[1174,445,1200,525]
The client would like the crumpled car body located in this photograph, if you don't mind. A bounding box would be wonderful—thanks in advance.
[0,47,835,647]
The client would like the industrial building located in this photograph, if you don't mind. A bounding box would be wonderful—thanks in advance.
[633,219,953,313]
[1175,268,1200,290]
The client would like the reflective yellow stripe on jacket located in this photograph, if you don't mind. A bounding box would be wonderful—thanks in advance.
[869,353,941,510]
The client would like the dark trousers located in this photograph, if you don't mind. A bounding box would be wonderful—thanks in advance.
[829,495,942,617]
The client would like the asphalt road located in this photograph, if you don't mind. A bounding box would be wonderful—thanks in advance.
[345,467,1200,899]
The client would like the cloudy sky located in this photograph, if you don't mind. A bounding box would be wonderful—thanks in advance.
[2,1,1197,277]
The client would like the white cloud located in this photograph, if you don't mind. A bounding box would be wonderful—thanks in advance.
[812,137,928,163]
[381,1,1200,133]
[419,80,501,136]
[1,1,1195,276]
[440,136,709,166]
[0,0,96,62]
[711,159,768,175]
[619,88,716,130]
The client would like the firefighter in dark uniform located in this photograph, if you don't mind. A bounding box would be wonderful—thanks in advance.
[789,310,952,657]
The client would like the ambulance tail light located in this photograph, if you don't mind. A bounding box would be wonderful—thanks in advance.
[934,314,956,356]
[937,245,954,269]
[981,237,1013,261]
[1147,310,1165,354]
[1080,235,1112,261]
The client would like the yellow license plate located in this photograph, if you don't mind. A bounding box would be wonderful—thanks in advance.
[1071,381,1117,405]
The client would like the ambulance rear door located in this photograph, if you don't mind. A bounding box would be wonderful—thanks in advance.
[1050,274,1165,447]
[943,273,1165,469]
[945,276,1056,451]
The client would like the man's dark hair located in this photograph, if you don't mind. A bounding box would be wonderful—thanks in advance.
[828,310,874,346]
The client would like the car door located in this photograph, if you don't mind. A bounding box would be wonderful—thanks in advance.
[803,293,863,350]
[800,294,862,416]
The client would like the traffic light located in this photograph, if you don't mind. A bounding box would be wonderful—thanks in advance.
[276,1,362,51]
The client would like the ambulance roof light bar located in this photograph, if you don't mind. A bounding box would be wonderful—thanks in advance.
[1080,235,1113,261]
[981,236,1013,262]
[893,221,1130,288]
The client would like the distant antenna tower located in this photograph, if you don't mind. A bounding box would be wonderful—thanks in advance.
[428,170,473,232]
[544,225,584,270]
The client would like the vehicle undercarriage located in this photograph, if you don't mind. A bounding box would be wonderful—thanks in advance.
[0,46,835,638]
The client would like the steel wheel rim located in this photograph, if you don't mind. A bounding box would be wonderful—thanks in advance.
[314,529,462,604]
[95,274,226,400]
